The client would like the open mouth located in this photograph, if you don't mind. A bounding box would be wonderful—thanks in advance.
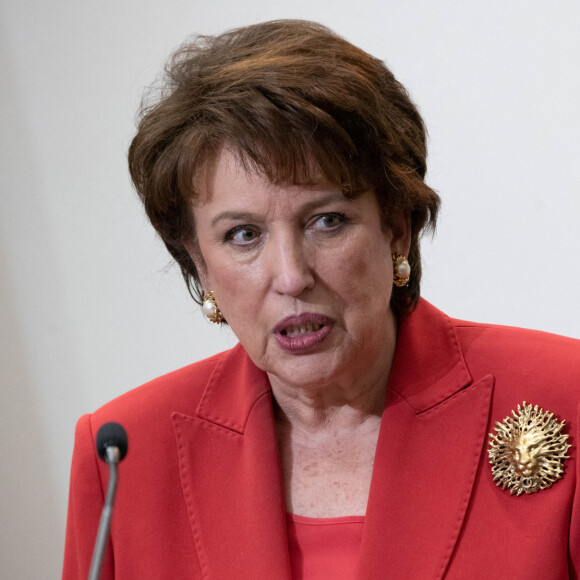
[281,323,323,337]
[274,314,333,353]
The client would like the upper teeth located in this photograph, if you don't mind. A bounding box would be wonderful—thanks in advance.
[284,323,322,337]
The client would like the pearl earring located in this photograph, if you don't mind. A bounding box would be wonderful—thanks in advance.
[392,254,411,287]
[202,291,223,324]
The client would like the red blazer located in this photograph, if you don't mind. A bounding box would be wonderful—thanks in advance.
[63,300,579,579]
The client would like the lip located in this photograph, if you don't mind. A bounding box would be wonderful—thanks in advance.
[274,313,335,354]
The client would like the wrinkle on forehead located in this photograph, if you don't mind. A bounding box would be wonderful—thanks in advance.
[191,143,363,207]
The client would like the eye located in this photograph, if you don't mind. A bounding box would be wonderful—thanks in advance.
[312,212,347,230]
[225,226,260,246]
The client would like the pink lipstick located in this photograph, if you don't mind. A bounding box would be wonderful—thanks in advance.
[274,313,334,353]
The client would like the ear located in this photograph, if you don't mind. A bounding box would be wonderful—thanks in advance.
[389,213,412,257]
[183,239,210,291]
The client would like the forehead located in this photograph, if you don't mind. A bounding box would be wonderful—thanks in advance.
[195,148,345,210]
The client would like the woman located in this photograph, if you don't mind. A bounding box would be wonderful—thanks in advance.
[63,20,579,579]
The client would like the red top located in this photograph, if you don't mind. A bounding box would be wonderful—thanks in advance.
[286,513,365,580]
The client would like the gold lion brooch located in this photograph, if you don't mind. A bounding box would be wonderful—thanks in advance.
[488,402,571,495]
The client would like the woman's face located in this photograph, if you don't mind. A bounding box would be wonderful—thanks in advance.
[189,149,409,393]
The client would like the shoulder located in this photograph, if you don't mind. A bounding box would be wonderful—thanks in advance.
[452,316,580,366]
[451,317,580,409]
[88,345,238,429]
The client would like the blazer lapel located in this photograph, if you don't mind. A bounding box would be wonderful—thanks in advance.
[358,300,494,580]
[172,345,291,580]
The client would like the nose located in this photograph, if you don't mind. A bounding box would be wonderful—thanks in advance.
[267,231,315,297]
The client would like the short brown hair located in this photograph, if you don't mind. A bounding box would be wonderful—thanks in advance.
[128,19,440,317]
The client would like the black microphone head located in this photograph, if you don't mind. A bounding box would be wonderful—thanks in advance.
[96,422,128,462]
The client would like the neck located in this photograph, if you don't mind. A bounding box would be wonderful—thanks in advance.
[269,335,395,437]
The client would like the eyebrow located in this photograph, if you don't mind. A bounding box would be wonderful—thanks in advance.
[210,211,260,227]
[209,192,347,227]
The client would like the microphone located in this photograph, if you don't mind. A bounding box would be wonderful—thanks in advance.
[88,422,128,580]
[96,422,128,462]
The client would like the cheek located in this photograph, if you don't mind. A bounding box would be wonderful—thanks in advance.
[332,238,393,300]
[205,261,265,320]
[211,260,262,290]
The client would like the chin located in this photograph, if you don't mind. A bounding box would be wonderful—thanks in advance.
[264,351,348,391]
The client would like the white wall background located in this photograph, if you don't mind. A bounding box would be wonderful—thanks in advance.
[1,1,579,577]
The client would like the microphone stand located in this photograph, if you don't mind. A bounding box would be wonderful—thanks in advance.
[88,446,120,580]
